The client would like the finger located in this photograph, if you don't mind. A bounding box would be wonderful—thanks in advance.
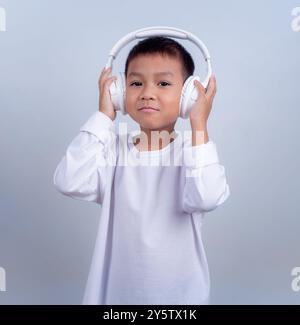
[99,67,112,88]
[100,67,109,77]
[104,67,112,75]
[193,80,206,97]
[99,68,106,86]
[99,67,111,80]
[206,75,217,99]
[103,76,117,89]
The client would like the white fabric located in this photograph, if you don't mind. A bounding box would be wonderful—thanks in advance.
[53,110,230,305]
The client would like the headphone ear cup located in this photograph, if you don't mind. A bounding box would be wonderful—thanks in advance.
[120,72,127,114]
[109,72,127,114]
[179,76,195,119]
[179,77,190,118]
[179,75,202,119]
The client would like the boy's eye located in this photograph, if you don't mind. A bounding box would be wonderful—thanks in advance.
[159,81,171,87]
[129,81,171,87]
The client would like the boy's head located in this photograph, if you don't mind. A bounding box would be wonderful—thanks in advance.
[124,36,195,133]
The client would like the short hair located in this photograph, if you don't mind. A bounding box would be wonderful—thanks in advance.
[124,36,195,82]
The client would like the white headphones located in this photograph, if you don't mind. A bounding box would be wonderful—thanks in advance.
[105,26,212,119]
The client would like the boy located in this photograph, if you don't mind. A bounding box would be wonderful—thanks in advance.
[53,36,230,305]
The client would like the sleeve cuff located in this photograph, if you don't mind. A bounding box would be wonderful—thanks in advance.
[79,111,115,138]
[183,140,220,168]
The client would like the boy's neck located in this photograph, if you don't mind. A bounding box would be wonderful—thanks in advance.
[133,124,177,151]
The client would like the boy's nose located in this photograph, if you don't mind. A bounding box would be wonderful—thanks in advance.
[139,85,156,100]
[140,95,154,100]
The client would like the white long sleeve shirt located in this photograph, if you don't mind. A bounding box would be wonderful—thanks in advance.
[53,110,230,305]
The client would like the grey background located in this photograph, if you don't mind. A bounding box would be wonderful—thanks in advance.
[0,0,299,304]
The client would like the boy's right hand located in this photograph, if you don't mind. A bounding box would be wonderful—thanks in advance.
[98,67,117,121]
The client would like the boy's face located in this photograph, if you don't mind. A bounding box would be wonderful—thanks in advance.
[125,53,185,132]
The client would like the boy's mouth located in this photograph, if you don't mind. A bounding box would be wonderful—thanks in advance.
[138,106,159,112]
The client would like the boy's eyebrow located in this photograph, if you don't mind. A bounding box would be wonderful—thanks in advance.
[128,71,174,77]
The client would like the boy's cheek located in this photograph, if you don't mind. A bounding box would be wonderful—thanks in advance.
[125,105,140,122]
[125,102,135,115]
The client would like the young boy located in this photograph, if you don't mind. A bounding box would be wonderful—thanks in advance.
[53,36,230,305]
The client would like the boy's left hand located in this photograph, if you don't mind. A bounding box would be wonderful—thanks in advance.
[189,75,217,125]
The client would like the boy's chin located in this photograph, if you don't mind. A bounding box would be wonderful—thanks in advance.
[127,112,177,131]
[138,121,161,130]
[140,122,176,132]
[127,113,157,128]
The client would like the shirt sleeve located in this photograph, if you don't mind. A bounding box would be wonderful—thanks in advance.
[182,140,230,214]
[53,111,117,205]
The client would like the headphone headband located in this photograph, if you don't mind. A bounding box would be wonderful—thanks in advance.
[105,26,212,86]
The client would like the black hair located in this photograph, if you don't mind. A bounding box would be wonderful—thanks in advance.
[124,36,195,82]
